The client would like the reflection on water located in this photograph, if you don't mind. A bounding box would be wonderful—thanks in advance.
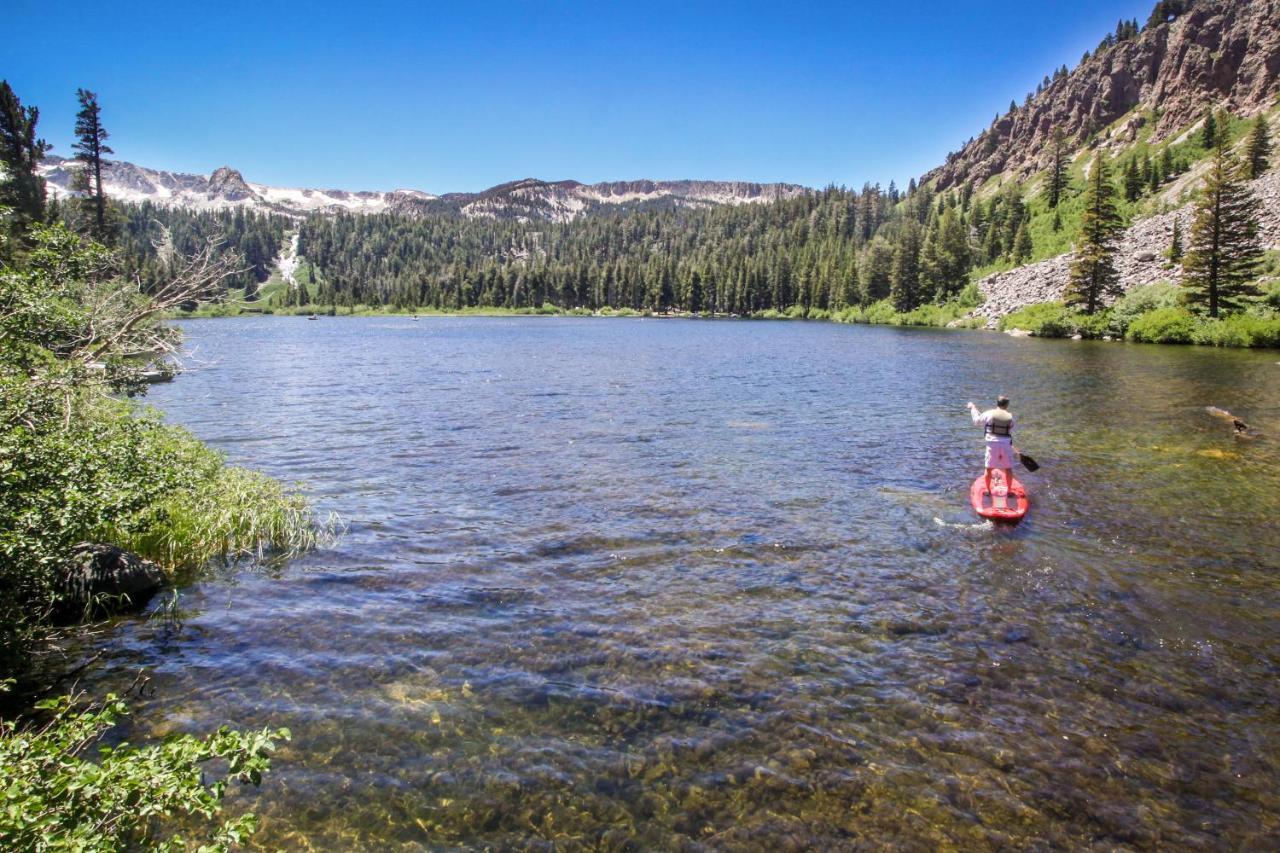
[79,318,1280,848]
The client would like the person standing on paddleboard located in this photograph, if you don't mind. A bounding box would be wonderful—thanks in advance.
[967,396,1014,497]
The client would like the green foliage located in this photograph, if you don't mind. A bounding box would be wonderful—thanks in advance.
[1246,114,1272,180]
[1065,154,1124,313]
[0,683,288,851]
[997,302,1079,337]
[1126,306,1198,343]
[1190,313,1280,348]
[0,225,320,677]
[1107,281,1182,337]
[72,89,114,243]
[0,82,52,250]
[1182,143,1264,317]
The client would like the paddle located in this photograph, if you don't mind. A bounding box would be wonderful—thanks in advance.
[1015,449,1040,472]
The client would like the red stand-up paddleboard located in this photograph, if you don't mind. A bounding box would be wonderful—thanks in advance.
[970,469,1028,523]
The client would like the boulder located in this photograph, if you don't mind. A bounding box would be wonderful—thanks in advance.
[56,543,166,621]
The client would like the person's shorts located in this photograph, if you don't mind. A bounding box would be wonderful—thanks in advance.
[985,441,1015,470]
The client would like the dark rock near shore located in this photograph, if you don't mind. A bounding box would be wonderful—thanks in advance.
[55,543,166,621]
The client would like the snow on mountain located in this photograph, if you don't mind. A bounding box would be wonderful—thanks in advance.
[36,157,809,222]
[37,156,436,217]
[455,178,808,223]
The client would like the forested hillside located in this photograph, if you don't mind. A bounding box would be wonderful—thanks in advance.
[296,183,982,314]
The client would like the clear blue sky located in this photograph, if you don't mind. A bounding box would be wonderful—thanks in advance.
[5,1,1152,193]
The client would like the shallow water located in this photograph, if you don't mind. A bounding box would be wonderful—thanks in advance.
[78,317,1280,848]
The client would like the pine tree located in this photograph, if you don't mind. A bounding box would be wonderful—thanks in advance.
[936,207,972,298]
[889,223,921,312]
[1047,128,1070,208]
[861,240,893,303]
[1065,155,1124,314]
[72,88,113,241]
[1160,145,1175,179]
[1123,157,1143,202]
[0,81,52,244]
[1012,222,1033,264]
[1182,143,1263,318]
[1246,115,1272,180]
[1052,207,1063,232]
[1148,157,1162,193]
[1169,215,1183,262]
[1200,109,1218,150]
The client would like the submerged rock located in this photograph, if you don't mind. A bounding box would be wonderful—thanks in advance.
[56,543,165,621]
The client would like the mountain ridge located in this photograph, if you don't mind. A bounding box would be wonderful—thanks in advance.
[36,155,809,223]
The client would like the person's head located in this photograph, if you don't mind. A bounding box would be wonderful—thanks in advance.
[996,395,1010,409]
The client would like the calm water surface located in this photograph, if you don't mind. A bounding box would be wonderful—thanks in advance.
[79,317,1280,849]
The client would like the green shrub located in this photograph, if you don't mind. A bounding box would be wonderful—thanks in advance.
[997,302,1077,337]
[859,299,899,325]
[0,683,287,851]
[1074,310,1113,339]
[1126,306,1198,343]
[1108,281,1182,337]
[1191,313,1280,348]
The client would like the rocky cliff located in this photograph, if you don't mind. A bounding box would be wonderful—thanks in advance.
[927,0,1280,191]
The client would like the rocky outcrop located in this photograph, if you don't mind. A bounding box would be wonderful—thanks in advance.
[974,167,1280,321]
[207,166,257,202]
[55,543,165,621]
[928,0,1280,191]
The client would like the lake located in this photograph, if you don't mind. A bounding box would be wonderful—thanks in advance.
[77,316,1280,848]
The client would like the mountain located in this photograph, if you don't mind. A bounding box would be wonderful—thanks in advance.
[927,0,1280,191]
[38,156,437,217]
[36,156,807,223]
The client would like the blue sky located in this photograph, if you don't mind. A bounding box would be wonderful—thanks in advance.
[6,1,1152,192]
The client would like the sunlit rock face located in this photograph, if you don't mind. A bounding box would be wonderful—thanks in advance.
[927,0,1280,191]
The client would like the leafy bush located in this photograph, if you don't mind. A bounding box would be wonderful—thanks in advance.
[1108,281,1182,337]
[1074,310,1113,339]
[1126,306,1198,343]
[1191,313,1280,348]
[0,683,288,851]
[997,302,1078,337]
[858,299,900,325]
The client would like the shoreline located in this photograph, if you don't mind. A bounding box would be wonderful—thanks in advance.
[170,302,1280,350]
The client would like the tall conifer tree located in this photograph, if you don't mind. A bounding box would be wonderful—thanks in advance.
[72,88,113,241]
[889,222,921,312]
[0,81,51,244]
[1182,143,1263,318]
[1047,128,1070,208]
[1200,109,1218,150]
[1246,115,1272,180]
[1065,155,1124,314]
